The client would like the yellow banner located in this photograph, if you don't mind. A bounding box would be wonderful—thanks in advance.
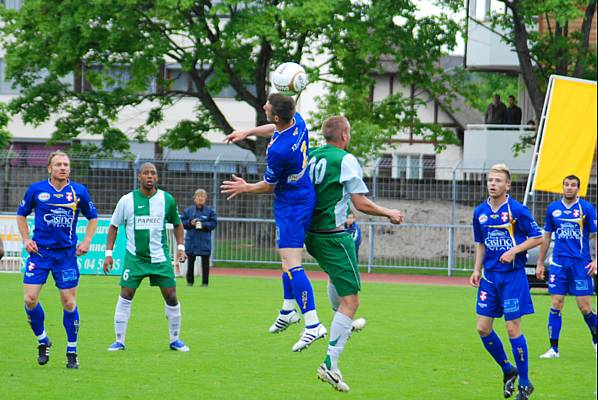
[534,77,597,196]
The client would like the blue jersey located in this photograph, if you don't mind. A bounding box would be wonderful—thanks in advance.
[473,196,542,272]
[264,112,314,204]
[544,198,597,262]
[17,180,98,248]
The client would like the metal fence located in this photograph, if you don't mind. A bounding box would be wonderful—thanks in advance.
[1,153,596,274]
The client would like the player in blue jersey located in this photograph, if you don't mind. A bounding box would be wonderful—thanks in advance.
[470,164,543,400]
[16,151,98,369]
[222,93,326,352]
[535,175,597,359]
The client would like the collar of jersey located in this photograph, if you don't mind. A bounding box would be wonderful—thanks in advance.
[47,178,71,192]
[275,118,296,136]
[486,194,509,213]
[136,188,160,199]
[560,197,580,209]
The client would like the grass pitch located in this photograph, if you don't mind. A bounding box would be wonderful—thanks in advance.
[0,273,596,399]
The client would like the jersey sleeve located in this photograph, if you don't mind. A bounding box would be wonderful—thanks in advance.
[17,185,37,217]
[516,204,543,238]
[340,154,369,194]
[586,203,597,234]
[264,149,285,185]
[543,205,554,232]
[110,196,126,227]
[166,194,182,225]
[78,186,98,220]
[472,209,483,243]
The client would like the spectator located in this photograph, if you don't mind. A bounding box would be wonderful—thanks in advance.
[505,95,522,125]
[180,189,217,287]
[344,213,362,261]
[484,94,507,125]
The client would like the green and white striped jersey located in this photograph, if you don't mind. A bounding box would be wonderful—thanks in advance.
[110,189,181,263]
[308,144,369,230]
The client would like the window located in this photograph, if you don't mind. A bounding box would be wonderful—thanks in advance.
[393,154,436,179]
[1,0,23,9]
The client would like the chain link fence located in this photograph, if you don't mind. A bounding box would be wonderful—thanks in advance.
[1,152,596,275]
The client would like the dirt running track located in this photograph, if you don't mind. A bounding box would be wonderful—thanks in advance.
[210,267,470,287]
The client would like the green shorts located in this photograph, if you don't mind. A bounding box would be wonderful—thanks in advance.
[305,231,360,297]
[120,252,176,289]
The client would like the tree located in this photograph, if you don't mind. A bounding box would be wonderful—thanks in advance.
[479,0,596,119]
[0,0,461,159]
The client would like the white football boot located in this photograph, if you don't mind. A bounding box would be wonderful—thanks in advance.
[268,310,301,333]
[292,324,327,352]
[539,347,560,359]
[317,363,350,392]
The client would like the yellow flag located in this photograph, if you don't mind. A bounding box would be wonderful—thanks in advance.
[534,77,597,196]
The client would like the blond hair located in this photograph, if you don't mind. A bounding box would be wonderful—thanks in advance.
[322,116,350,143]
[488,163,511,182]
[47,150,69,166]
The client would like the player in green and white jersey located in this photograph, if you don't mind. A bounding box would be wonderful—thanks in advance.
[307,116,404,392]
[103,163,189,352]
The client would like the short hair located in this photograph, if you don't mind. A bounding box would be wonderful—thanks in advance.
[47,150,69,166]
[194,188,207,197]
[138,162,157,174]
[563,175,580,186]
[488,163,511,182]
[493,94,500,98]
[322,116,350,142]
[267,93,295,124]
[508,95,515,100]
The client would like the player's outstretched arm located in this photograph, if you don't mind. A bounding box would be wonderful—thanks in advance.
[103,225,118,274]
[77,218,98,256]
[535,231,552,279]
[224,124,276,143]
[350,194,403,224]
[221,175,274,200]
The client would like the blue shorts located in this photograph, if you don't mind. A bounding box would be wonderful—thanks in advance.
[273,197,315,249]
[548,255,595,296]
[476,268,534,321]
[23,246,79,289]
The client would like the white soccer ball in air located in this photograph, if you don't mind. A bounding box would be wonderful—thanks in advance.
[272,62,308,95]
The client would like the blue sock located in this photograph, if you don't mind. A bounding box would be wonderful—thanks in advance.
[480,331,512,373]
[25,303,49,344]
[583,310,597,345]
[63,307,80,353]
[288,266,316,317]
[548,308,562,351]
[280,272,294,315]
[510,335,530,387]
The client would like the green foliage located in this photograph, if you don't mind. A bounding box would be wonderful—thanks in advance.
[0,103,11,149]
[1,0,461,156]
[457,72,519,114]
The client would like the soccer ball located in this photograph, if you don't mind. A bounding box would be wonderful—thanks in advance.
[272,62,308,95]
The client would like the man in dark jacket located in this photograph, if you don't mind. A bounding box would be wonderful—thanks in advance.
[485,94,507,125]
[344,213,362,261]
[505,95,522,125]
[180,189,217,286]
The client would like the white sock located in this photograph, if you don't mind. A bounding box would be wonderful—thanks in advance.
[327,281,340,312]
[327,312,353,370]
[282,299,296,312]
[114,296,132,344]
[165,303,182,343]
[304,310,320,327]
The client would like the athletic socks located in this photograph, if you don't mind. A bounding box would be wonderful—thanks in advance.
[548,308,562,351]
[280,272,296,313]
[480,330,512,373]
[510,335,530,387]
[114,296,132,344]
[324,312,353,370]
[288,266,320,327]
[583,310,597,345]
[25,303,49,345]
[165,303,182,343]
[63,307,79,353]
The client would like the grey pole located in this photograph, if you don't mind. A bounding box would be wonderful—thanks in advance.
[367,158,381,274]
[211,154,221,267]
[448,160,462,276]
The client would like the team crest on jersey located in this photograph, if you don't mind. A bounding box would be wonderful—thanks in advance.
[563,210,572,215]
[28,262,35,271]
[66,192,73,202]
[549,274,555,283]
[501,212,509,222]
[37,192,51,202]
[53,193,63,198]
[479,291,488,301]
[573,209,579,218]
[478,214,488,224]
[552,209,562,217]
[490,214,499,219]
